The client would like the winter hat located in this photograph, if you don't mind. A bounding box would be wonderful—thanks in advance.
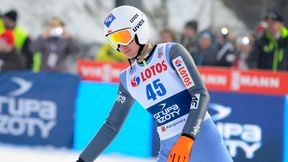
[256,21,267,33]
[185,20,198,32]
[265,11,283,22]
[3,10,18,22]
[200,31,212,39]
[0,30,14,46]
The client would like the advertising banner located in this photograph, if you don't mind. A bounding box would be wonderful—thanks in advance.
[0,71,79,148]
[77,60,128,83]
[209,91,284,162]
[199,68,288,95]
[77,60,288,95]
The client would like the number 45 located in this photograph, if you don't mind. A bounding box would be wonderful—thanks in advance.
[146,79,166,100]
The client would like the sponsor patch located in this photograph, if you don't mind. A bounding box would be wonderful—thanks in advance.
[161,126,166,132]
[172,56,195,89]
[191,94,200,109]
[191,119,202,136]
[104,14,116,28]
[131,76,141,87]
[116,91,126,103]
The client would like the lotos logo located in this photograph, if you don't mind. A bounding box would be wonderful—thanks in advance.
[172,56,195,89]
[131,60,168,87]
[104,14,116,28]
[140,60,168,82]
[131,76,141,87]
[174,59,182,67]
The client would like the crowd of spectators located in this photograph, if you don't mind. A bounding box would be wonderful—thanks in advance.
[0,10,80,73]
[0,9,287,73]
[157,11,288,71]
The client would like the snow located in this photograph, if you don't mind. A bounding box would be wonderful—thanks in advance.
[0,145,157,162]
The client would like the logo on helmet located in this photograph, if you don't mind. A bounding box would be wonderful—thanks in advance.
[130,14,139,23]
[104,14,116,28]
[131,76,141,87]
[132,19,144,32]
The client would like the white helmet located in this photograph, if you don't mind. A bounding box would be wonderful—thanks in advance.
[104,5,150,49]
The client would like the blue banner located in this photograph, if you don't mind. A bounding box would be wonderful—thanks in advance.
[0,71,80,148]
[209,92,284,162]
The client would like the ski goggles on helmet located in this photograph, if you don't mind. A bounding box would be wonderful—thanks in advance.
[106,28,134,49]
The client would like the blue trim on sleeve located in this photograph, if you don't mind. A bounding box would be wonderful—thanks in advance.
[164,42,178,64]
[164,43,172,63]
[163,42,179,71]
[120,71,128,90]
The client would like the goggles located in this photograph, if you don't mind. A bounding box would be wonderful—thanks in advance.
[106,28,134,49]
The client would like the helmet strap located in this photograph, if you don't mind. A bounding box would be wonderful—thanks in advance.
[128,59,133,70]
[131,35,145,60]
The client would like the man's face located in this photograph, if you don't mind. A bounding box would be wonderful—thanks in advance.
[184,27,196,38]
[267,19,282,35]
[2,17,16,29]
[199,37,212,50]
[118,39,139,59]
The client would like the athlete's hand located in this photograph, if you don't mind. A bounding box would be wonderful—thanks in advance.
[167,136,194,162]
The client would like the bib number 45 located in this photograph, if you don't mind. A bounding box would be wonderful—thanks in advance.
[146,79,166,100]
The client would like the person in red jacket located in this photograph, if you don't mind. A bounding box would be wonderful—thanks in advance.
[0,29,26,71]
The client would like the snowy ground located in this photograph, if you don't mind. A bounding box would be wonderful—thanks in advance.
[0,145,157,162]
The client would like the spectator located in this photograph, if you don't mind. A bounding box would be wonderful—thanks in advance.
[255,21,267,39]
[1,10,33,69]
[180,20,198,55]
[214,26,236,67]
[233,36,253,70]
[159,28,177,43]
[248,11,288,71]
[96,42,127,63]
[193,31,218,66]
[30,17,80,72]
[0,30,26,71]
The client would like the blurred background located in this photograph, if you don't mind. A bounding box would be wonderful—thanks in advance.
[0,0,288,162]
